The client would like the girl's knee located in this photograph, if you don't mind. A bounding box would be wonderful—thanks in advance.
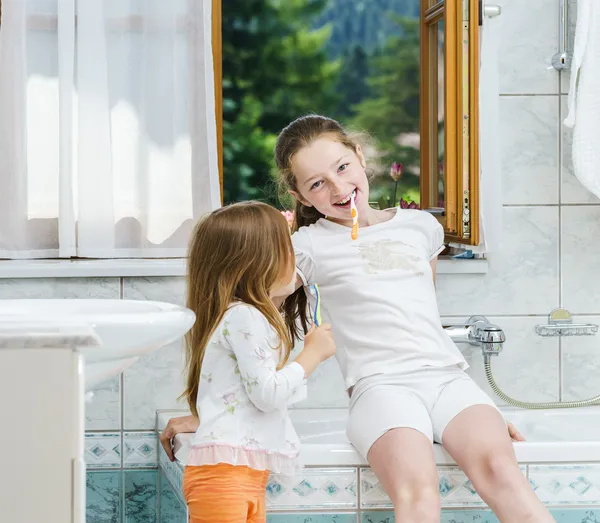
[391,483,440,520]
[471,451,521,489]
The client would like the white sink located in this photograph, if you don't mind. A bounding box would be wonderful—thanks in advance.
[0,299,195,388]
[1,298,195,523]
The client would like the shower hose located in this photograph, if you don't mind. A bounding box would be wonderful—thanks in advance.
[484,355,600,409]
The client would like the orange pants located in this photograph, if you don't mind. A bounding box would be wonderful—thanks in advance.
[182,463,270,523]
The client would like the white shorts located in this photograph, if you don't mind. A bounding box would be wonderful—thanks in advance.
[346,365,499,459]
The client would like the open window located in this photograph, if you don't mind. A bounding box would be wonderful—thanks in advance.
[420,0,480,245]
[211,0,481,248]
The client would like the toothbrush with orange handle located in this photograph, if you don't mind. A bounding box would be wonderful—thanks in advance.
[351,193,358,240]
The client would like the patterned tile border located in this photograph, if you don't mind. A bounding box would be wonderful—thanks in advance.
[362,509,600,522]
[85,432,121,469]
[267,468,358,510]
[154,448,600,512]
[360,466,527,509]
[530,465,600,505]
[124,432,158,468]
[268,515,358,523]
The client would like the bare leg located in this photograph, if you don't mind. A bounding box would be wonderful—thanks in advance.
[442,405,554,523]
[367,428,440,523]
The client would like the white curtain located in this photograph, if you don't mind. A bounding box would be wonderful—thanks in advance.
[0,0,220,259]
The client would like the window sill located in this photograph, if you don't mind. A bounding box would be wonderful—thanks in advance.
[0,258,186,279]
[0,256,488,279]
[437,257,488,274]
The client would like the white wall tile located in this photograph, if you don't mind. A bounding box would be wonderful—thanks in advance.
[0,277,119,298]
[561,206,600,313]
[122,277,188,429]
[561,315,600,401]
[436,206,559,316]
[496,0,559,94]
[560,97,600,204]
[122,276,186,305]
[443,316,560,405]
[501,96,559,205]
[86,375,121,431]
[294,356,349,409]
[123,338,187,430]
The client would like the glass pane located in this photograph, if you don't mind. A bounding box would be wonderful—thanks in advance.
[436,19,445,209]
[221,1,421,210]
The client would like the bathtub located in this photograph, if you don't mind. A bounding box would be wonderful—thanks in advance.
[163,407,600,466]
[156,407,600,522]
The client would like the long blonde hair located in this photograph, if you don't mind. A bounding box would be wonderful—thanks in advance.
[274,114,369,343]
[182,201,295,418]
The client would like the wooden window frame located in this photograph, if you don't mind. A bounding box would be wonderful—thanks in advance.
[420,0,479,246]
[212,0,223,204]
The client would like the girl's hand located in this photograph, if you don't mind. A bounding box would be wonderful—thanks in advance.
[508,422,525,442]
[295,323,336,377]
[159,415,200,461]
[305,323,336,361]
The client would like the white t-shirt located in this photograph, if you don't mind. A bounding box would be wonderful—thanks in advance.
[185,303,307,474]
[292,208,467,389]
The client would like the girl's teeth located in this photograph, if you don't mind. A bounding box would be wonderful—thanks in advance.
[334,191,356,206]
[336,192,354,205]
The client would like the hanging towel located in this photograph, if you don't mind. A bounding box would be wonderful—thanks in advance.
[564,0,600,199]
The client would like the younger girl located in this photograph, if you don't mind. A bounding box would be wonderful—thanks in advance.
[276,115,553,523]
[180,202,335,523]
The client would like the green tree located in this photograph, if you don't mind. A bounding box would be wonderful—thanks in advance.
[334,45,371,119]
[222,0,340,205]
[312,0,420,57]
[350,16,421,204]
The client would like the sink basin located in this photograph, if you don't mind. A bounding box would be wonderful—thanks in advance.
[0,299,195,388]
[1,298,196,523]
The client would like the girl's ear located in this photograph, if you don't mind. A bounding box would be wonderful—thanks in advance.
[289,190,313,208]
[355,145,367,168]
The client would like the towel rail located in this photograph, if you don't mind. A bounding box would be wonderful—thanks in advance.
[552,0,572,70]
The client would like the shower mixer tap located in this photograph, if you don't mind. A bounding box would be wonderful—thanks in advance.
[442,315,506,356]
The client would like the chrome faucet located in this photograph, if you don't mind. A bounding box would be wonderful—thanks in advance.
[442,315,506,356]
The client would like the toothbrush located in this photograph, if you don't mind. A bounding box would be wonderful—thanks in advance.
[308,284,322,326]
[351,193,358,240]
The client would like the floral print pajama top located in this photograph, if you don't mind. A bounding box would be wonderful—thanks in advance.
[185,303,307,474]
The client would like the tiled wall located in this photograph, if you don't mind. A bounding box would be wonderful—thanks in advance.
[435,0,600,409]
[157,452,600,522]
